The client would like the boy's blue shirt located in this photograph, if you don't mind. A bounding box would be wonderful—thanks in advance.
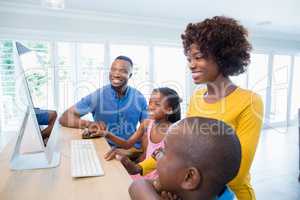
[217,186,236,200]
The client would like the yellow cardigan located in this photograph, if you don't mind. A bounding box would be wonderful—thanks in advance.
[186,87,264,200]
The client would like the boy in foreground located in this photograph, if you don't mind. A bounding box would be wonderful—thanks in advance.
[129,117,241,200]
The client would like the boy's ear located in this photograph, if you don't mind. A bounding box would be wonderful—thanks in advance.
[181,167,201,191]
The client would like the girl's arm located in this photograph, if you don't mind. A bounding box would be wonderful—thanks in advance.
[135,130,148,162]
[105,120,149,149]
[120,155,143,175]
[104,148,143,174]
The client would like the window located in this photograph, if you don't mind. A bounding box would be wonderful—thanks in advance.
[231,73,247,89]
[0,41,14,97]
[56,43,105,112]
[77,43,105,100]
[0,40,53,129]
[0,40,15,129]
[22,41,53,109]
[154,46,188,115]
[57,42,74,112]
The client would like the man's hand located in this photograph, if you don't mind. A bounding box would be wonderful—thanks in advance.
[87,121,106,133]
[81,121,107,139]
[82,129,109,139]
[82,129,101,139]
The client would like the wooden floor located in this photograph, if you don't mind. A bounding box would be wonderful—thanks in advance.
[251,126,300,200]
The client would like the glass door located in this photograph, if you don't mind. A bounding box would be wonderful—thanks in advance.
[248,53,269,122]
[290,56,300,124]
[269,55,291,126]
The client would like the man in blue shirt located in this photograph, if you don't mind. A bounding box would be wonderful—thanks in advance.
[59,56,148,149]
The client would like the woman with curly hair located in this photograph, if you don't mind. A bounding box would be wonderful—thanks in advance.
[182,16,264,200]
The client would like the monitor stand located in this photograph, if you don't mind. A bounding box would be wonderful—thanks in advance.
[10,107,60,170]
[10,152,60,170]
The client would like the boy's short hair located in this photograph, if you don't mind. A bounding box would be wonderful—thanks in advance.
[169,117,241,193]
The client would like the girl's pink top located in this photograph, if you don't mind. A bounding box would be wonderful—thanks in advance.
[131,120,165,180]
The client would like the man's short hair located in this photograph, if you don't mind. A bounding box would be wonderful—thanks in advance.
[115,55,133,67]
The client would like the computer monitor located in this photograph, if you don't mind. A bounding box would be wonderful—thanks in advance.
[10,42,60,170]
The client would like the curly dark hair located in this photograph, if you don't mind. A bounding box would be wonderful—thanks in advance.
[181,16,252,77]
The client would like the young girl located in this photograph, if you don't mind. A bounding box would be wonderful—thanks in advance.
[103,87,181,179]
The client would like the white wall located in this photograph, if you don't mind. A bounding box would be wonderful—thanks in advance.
[0,5,182,43]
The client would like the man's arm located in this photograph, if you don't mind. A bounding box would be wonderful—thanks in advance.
[59,106,92,129]
[60,89,106,130]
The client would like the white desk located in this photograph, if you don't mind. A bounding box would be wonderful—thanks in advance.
[0,127,132,200]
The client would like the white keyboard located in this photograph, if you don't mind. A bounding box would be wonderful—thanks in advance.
[70,139,104,178]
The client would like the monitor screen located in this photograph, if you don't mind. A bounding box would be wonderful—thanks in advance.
[15,42,55,147]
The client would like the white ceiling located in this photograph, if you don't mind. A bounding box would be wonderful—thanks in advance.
[1,0,300,39]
